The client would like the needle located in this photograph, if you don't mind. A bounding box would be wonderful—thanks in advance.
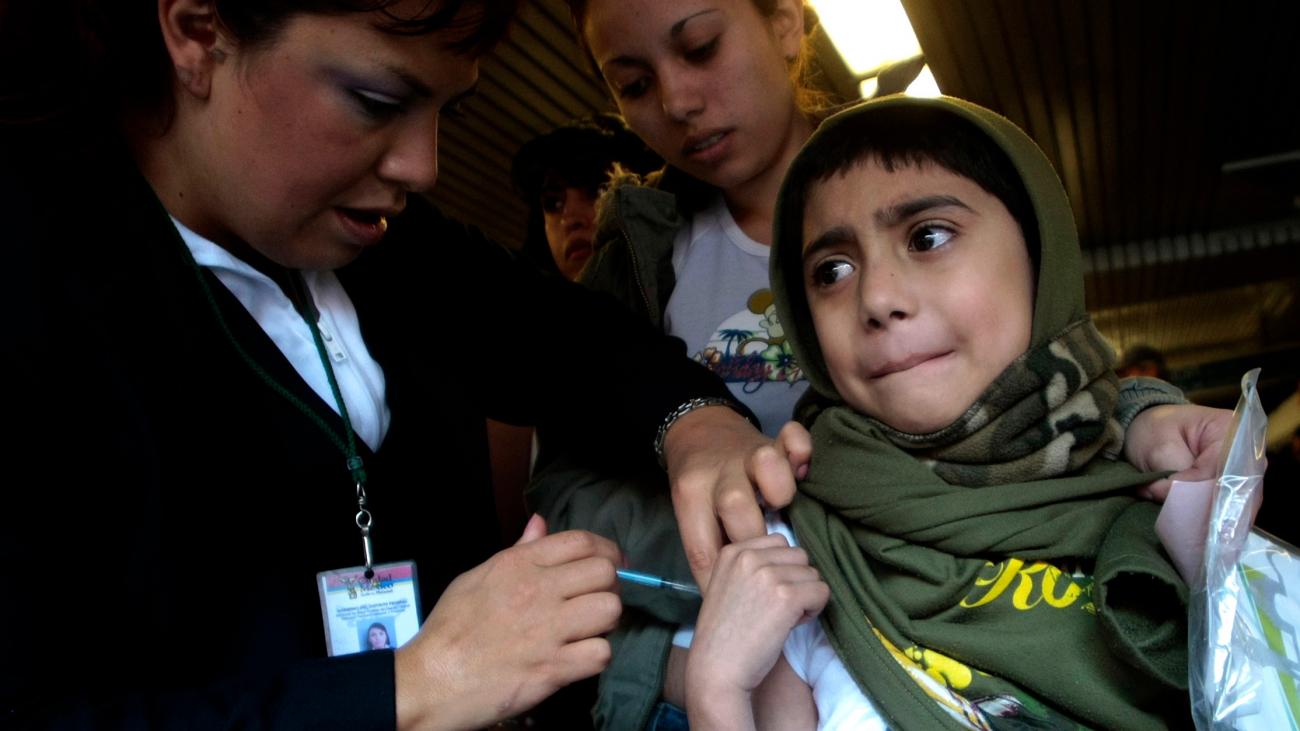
[616,568,701,596]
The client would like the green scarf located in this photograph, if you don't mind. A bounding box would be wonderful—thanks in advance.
[770,96,1188,730]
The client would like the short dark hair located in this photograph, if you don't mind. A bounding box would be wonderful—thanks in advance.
[511,114,660,276]
[784,104,1040,272]
[1,0,517,126]
[1116,343,1169,380]
[510,113,659,201]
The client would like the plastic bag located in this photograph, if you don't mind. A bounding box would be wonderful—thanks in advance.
[1189,368,1300,730]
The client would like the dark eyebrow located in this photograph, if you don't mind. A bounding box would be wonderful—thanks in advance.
[874,195,972,229]
[379,65,478,105]
[381,64,435,99]
[601,9,720,73]
[802,225,857,262]
[602,56,646,74]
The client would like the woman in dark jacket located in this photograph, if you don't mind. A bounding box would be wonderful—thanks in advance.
[0,1,810,728]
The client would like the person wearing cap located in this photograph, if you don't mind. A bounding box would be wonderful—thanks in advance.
[1117,343,1172,381]
[511,114,661,281]
[486,115,662,546]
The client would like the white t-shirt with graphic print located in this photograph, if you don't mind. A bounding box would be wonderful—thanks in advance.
[663,196,808,437]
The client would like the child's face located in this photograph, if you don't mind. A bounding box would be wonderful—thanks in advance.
[801,159,1035,433]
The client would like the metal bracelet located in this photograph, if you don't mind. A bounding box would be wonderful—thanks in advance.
[653,397,745,469]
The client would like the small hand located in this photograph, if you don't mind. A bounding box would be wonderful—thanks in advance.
[686,534,828,727]
[663,409,812,589]
[394,515,622,731]
[1126,404,1235,501]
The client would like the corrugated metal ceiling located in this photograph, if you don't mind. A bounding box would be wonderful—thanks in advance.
[432,0,604,247]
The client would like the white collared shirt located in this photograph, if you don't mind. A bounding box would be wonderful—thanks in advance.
[172,218,390,451]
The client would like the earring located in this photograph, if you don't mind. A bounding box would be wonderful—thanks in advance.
[209,48,227,62]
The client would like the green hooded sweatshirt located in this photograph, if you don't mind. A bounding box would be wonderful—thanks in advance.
[768,95,1189,730]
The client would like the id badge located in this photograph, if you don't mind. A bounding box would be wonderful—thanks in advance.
[317,561,422,656]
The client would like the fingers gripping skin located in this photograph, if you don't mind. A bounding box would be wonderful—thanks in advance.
[685,534,829,730]
[662,405,813,589]
[1125,404,1235,501]
[753,422,813,508]
[393,515,622,731]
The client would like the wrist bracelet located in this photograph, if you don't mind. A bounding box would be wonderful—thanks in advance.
[653,397,746,469]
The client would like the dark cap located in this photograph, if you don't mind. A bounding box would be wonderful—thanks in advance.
[1116,343,1169,380]
[511,113,661,200]
[1117,344,1167,371]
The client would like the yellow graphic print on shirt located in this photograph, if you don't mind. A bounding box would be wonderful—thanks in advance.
[865,559,1098,729]
[872,628,991,730]
[960,558,1096,614]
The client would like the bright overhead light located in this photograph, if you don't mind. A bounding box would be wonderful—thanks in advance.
[809,0,922,77]
[859,77,880,99]
[906,65,942,98]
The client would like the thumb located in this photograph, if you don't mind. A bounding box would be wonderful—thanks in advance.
[1136,476,1173,502]
[515,513,548,545]
[1141,445,1222,503]
[777,421,813,480]
[751,447,796,510]
[1168,444,1221,485]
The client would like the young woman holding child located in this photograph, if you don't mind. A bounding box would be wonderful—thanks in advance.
[527,2,837,724]
[547,0,1234,728]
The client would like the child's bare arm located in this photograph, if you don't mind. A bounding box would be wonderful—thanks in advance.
[666,647,817,730]
[754,655,817,730]
[685,534,827,731]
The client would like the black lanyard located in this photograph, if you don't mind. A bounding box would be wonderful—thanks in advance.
[180,243,378,578]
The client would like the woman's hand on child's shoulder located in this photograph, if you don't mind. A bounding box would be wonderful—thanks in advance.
[685,534,828,726]
[1125,404,1236,501]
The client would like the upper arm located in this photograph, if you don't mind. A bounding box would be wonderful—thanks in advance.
[753,655,816,731]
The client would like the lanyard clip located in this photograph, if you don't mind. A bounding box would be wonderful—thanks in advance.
[355,481,374,579]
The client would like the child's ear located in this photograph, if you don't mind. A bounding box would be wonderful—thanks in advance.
[769,0,807,62]
[156,0,230,100]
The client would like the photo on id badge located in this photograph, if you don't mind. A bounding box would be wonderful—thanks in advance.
[317,561,421,656]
